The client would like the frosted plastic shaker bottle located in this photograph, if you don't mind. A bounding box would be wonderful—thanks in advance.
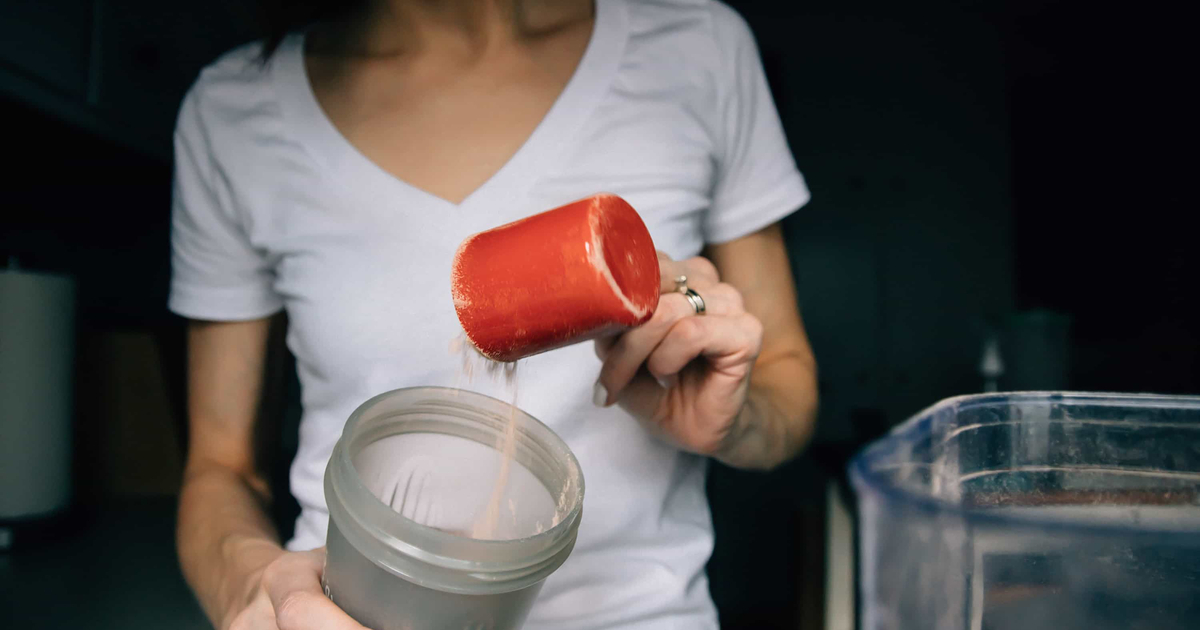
[322,387,584,630]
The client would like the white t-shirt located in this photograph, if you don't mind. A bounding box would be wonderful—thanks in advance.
[169,0,809,627]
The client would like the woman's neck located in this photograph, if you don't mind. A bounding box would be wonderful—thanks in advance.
[319,0,594,58]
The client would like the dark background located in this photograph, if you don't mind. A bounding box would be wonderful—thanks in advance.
[1,0,1194,629]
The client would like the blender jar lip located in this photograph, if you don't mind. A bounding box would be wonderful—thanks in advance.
[326,386,585,592]
[849,391,1200,538]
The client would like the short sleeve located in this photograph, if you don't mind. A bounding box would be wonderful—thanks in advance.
[704,2,811,244]
[168,87,283,321]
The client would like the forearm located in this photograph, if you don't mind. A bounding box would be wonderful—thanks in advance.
[716,353,818,470]
[177,462,284,629]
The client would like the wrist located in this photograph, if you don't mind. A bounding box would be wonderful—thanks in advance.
[714,389,776,469]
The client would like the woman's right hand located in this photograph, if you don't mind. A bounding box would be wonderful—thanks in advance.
[227,547,368,630]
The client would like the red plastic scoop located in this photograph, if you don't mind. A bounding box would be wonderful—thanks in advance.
[451,194,660,362]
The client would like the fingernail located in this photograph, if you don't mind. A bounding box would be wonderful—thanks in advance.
[655,374,678,390]
[592,381,609,407]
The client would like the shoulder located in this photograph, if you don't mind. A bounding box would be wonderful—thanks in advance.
[185,41,272,112]
[176,40,283,151]
[622,0,753,45]
[201,41,270,81]
[620,0,756,85]
[705,0,757,50]
[174,39,298,190]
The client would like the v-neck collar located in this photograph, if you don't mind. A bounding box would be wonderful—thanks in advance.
[274,0,628,213]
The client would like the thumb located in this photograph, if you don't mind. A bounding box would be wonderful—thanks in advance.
[264,549,369,630]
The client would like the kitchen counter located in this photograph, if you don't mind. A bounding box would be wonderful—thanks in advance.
[0,498,210,629]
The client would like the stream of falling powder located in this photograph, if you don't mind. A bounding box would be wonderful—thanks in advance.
[450,335,520,539]
[472,361,518,539]
[450,335,575,538]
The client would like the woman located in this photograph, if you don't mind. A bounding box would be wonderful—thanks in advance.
[171,0,818,628]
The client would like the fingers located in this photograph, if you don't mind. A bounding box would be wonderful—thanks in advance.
[596,281,745,405]
[595,250,708,363]
[263,549,368,630]
[657,252,719,295]
[644,313,763,384]
[594,334,618,361]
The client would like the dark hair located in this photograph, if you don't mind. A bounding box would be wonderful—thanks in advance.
[260,0,366,59]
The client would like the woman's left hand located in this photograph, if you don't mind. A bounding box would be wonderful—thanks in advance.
[594,251,763,457]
